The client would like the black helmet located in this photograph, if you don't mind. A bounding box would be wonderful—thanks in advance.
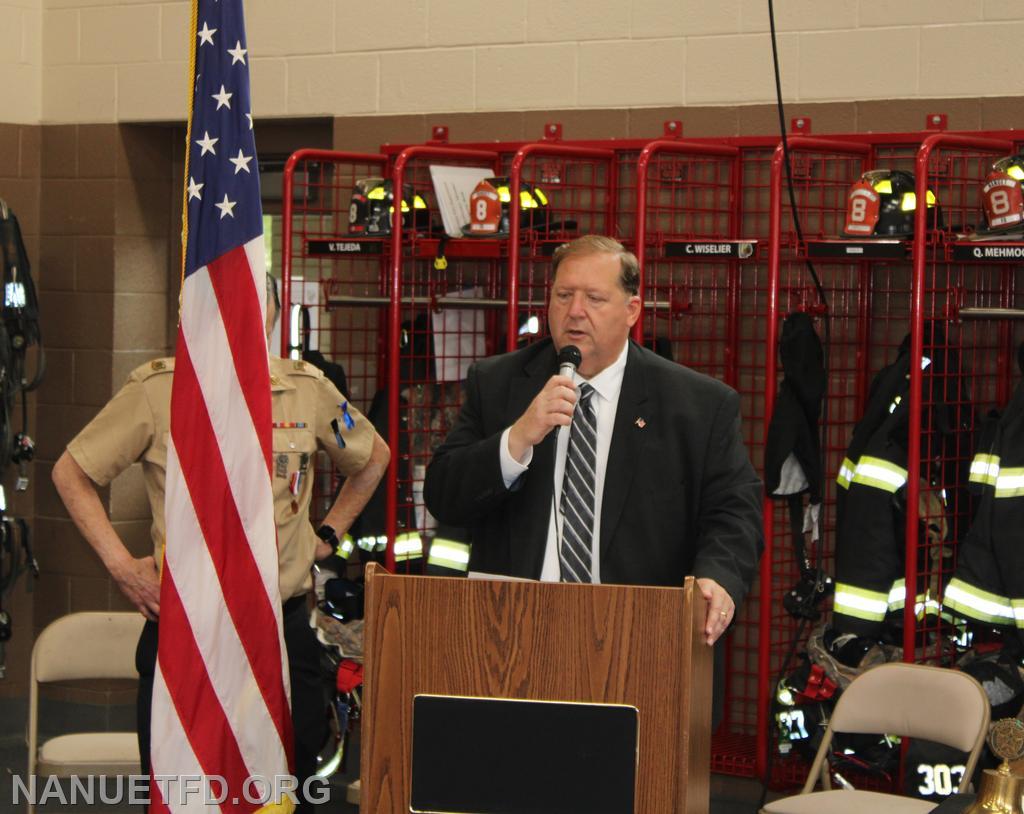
[321,576,364,623]
[348,178,429,236]
[772,659,835,758]
[980,153,1024,233]
[774,658,901,778]
[842,169,941,238]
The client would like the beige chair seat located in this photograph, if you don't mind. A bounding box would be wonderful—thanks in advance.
[38,732,140,776]
[763,789,937,814]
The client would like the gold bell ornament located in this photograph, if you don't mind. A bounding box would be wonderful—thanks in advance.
[967,718,1024,814]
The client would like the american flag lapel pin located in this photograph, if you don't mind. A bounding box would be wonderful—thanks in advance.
[635,417,646,429]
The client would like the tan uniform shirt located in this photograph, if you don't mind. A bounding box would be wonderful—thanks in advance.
[67,355,375,600]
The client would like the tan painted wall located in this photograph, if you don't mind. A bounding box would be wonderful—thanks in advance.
[19,0,1024,126]
[0,0,42,124]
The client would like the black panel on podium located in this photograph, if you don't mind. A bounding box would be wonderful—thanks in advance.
[410,695,639,814]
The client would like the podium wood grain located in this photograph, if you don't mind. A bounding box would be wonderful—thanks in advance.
[361,563,712,814]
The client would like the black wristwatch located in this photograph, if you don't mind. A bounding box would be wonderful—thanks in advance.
[315,524,340,555]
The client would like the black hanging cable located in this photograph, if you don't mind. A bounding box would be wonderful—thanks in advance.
[758,0,835,807]
[767,0,831,434]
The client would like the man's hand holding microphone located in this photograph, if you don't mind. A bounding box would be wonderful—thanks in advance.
[507,346,582,464]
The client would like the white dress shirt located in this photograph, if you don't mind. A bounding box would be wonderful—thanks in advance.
[498,340,629,582]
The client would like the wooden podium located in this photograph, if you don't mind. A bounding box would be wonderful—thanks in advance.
[361,563,712,814]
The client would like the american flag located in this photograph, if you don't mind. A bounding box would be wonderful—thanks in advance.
[152,1,294,811]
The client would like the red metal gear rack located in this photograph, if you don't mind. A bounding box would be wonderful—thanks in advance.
[385,145,502,573]
[634,139,763,774]
[280,149,390,531]
[765,136,874,787]
[507,141,617,352]
[904,132,1020,665]
[765,126,1024,792]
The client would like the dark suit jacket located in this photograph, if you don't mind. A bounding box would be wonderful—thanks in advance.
[424,338,763,606]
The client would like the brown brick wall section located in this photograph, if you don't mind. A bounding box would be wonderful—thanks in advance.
[32,123,175,709]
[37,123,116,651]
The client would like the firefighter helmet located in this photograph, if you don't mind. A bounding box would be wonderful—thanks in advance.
[462,176,550,237]
[980,153,1024,233]
[348,178,429,236]
[321,576,364,623]
[842,169,941,238]
[774,654,901,777]
[773,662,832,759]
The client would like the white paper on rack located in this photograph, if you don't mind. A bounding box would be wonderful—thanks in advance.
[429,165,493,238]
[432,286,487,382]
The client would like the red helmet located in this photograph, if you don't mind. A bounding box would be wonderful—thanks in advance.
[980,153,1024,233]
[464,179,503,236]
[461,177,550,237]
[842,169,940,238]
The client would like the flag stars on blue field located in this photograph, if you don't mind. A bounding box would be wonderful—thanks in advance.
[185,0,263,275]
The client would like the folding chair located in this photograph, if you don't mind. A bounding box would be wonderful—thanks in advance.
[762,661,990,814]
[27,612,145,812]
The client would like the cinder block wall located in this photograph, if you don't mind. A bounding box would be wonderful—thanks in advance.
[0,0,41,125]
[18,0,1024,124]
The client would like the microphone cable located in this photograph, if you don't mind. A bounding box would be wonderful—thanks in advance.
[758,0,835,807]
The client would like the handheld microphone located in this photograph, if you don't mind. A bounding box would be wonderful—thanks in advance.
[557,345,581,381]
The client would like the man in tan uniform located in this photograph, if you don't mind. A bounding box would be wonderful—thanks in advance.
[52,276,389,801]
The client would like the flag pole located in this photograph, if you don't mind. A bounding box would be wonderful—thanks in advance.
[179,0,199,312]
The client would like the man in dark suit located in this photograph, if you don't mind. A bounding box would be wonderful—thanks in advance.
[424,235,762,648]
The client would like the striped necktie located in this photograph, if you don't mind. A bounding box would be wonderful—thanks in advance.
[559,382,596,583]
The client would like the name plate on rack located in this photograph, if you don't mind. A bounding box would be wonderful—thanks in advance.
[410,694,638,814]
[951,243,1024,262]
[663,240,757,259]
[806,239,907,259]
[305,239,384,256]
